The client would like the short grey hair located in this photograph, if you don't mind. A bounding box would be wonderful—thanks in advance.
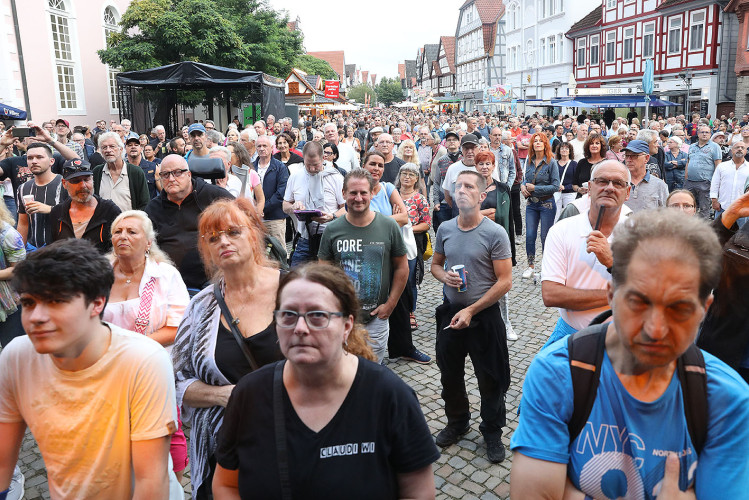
[611,209,721,302]
[394,162,421,189]
[209,145,232,163]
[97,131,123,149]
[205,130,222,144]
[154,125,165,132]
[636,129,658,144]
[240,127,258,142]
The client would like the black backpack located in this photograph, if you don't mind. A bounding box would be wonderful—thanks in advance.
[567,315,708,455]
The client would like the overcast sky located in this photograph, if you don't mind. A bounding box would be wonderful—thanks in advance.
[271,0,460,83]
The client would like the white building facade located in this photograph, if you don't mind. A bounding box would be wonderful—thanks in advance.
[504,0,593,114]
[0,0,132,124]
[454,0,506,112]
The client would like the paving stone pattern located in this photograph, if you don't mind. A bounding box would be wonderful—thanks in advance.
[14,202,559,500]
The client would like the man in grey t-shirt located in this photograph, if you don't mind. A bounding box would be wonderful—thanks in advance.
[431,170,513,464]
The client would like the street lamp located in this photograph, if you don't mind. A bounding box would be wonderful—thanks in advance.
[678,70,693,116]
[552,81,562,98]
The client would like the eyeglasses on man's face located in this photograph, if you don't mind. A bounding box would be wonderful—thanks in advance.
[591,177,629,190]
[160,168,189,180]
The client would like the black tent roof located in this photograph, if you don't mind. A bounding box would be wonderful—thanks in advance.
[116,61,284,88]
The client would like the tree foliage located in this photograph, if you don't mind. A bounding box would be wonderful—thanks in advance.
[99,0,303,77]
[292,55,337,81]
[348,83,376,105]
[375,77,404,107]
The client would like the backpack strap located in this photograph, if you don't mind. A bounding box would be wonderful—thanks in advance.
[677,344,708,455]
[567,324,609,442]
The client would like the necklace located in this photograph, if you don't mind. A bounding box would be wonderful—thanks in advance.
[118,261,145,285]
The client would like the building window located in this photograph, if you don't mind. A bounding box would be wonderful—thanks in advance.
[558,34,564,62]
[549,36,557,64]
[643,21,655,59]
[49,0,78,110]
[689,10,705,52]
[108,69,119,110]
[590,34,599,66]
[103,6,121,111]
[606,31,616,63]
[606,0,616,9]
[623,26,634,60]
[540,38,546,66]
[668,16,682,55]
[526,40,534,66]
[576,38,586,67]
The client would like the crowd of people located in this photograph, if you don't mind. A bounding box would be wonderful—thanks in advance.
[0,105,747,499]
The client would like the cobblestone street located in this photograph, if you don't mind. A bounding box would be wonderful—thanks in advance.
[13,205,559,500]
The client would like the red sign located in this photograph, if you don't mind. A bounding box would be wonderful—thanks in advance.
[324,80,340,99]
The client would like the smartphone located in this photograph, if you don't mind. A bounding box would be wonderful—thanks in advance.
[12,127,37,138]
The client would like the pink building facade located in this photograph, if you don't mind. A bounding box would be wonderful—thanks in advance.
[0,0,131,125]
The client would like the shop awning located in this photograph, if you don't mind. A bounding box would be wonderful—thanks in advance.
[552,95,680,107]
[0,103,27,120]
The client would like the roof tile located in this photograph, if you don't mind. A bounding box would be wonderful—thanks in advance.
[306,51,346,81]
[567,5,603,35]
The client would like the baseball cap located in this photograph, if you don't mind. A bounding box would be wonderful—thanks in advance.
[622,139,650,154]
[188,123,206,135]
[55,118,70,128]
[460,133,479,147]
[62,158,93,180]
[125,136,140,145]
[445,130,460,140]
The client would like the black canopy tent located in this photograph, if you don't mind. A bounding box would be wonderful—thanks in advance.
[116,61,285,138]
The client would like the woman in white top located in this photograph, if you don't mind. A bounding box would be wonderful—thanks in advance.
[102,209,191,481]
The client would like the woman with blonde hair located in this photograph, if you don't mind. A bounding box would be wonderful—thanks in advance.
[213,263,439,499]
[172,198,284,499]
[397,139,427,195]
[103,209,191,481]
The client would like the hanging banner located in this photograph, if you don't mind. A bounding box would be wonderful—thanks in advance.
[324,81,340,99]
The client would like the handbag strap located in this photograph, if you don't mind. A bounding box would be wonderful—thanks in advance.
[273,361,293,500]
[559,161,572,187]
[212,282,260,371]
[134,277,156,335]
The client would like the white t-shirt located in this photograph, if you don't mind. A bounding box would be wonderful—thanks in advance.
[224,173,243,198]
[284,167,344,238]
[541,207,631,330]
[335,141,360,172]
[568,138,585,162]
[441,160,477,198]
[0,324,181,500]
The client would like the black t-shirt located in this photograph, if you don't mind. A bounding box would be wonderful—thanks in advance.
[0,154,65,197]
[214,320,283,384]
[17,175,68,248]
[381,157,406,184]
[480,180,502,211]
[216,358,440,499]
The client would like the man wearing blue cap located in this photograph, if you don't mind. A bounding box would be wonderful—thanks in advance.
[185,123,210,160]
[622,139,668,213]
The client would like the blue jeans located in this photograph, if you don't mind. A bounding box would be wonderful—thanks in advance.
[665,169,685,192]
[407,258,418,312]
[433,202,452,232]
[525,199,556,265]
[290,237,314,267]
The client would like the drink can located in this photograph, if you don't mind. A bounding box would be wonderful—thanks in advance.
[451,265,467,292]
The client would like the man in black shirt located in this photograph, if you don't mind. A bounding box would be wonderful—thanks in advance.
[375,133,405,183]
[16,143,67,250]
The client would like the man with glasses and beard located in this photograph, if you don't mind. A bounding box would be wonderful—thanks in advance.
[50,159,121,253]
[145,155,232,293]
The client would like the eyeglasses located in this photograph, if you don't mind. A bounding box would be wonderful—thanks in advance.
[591,177,629,189]
[201,226,247,244]
[668,203,695,211]
[273,310,344,329]
[400,171,418,177]
[160,168,189,179]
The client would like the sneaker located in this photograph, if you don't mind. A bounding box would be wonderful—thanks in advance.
[435,424,470,447]
[506,324,518,341]
[486,439,506,463]
[522,267,534,279]
[401,349,431,364]
[8,466,24,500]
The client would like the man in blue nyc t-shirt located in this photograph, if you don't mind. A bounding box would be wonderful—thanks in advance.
[510,209,749,499]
